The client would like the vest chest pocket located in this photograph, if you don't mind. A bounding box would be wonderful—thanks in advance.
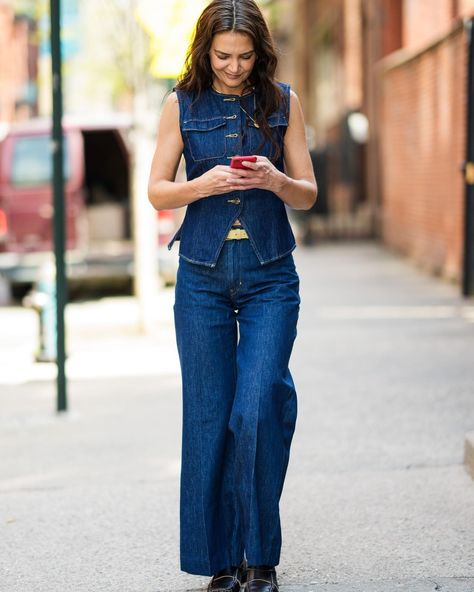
[182,118,228,162]
[246,112,288,155]
[268,112,289,128]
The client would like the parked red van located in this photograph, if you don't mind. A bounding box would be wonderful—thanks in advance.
[0,115,178,297]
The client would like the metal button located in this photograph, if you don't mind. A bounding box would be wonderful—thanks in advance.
[227,198,241,205]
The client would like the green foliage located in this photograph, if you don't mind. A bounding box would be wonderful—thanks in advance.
[96,0,154,100]
[12,0,45,19]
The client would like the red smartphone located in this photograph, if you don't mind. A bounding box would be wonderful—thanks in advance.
[230,156,257,169]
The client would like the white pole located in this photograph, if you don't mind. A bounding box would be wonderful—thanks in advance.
[132,92,159,334]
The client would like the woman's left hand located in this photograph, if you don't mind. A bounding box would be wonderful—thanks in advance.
[226,156,287,194]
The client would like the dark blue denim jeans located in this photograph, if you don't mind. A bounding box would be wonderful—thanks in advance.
[174,239,300,576]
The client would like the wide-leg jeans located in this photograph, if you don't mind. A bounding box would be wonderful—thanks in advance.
[174,239,300,576]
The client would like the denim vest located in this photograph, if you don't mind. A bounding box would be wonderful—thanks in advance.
[168,82,296,267]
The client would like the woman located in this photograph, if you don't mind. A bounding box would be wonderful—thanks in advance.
[148,1,317,590]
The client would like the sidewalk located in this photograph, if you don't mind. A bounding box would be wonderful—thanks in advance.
[1,241,474,592]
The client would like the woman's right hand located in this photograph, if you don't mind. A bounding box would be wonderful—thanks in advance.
[193,165,236,198]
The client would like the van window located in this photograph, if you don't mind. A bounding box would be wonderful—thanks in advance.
[11,135,71,187]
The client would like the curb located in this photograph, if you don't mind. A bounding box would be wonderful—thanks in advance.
[464,431,474,480]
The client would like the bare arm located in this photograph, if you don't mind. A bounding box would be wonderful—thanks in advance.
[278,90,318,209]
[147,92,198,210]
[148,92,236,211]
[227,90,318,210]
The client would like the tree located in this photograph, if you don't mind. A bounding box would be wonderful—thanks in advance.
[94,0,154,105]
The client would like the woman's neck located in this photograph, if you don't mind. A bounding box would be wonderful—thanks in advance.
[211,82,254,97]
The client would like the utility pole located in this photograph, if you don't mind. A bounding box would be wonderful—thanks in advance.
[463,18,474,297]
[128,0,159,333]
[50,0,68,411]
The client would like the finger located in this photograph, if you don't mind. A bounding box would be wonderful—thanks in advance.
[227,170,255,179]
[243,163,270,177]
[231,167,267,177]
[228,185,255,192]
[226,175,253,184]
[240,160,259,170]
[226,168,247,176]
[228,177,261,187]
[226,175,258,184]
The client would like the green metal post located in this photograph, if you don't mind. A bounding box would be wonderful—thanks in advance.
[463,19,474,297]
[50,0,68,411]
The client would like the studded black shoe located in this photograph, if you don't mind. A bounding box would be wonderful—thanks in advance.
[207,560,246,592]
[243,566,279,592]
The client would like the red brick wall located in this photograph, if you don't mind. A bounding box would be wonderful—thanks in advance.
[381,0,403,56]
[0,5,30,122]
[403,0,454,51]
[379,28,466,280]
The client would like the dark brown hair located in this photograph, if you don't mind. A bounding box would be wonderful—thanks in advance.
[175,0,287,159]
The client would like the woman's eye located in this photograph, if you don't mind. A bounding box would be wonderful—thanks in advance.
[215,55,253,60]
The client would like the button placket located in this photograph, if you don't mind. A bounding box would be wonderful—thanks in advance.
[219,96,244,212]
[221,98,241,158]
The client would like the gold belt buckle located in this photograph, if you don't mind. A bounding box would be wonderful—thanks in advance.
[226,228,249,241]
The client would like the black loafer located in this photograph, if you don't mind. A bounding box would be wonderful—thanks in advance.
[244,566,279,592]
[207,560,246,592]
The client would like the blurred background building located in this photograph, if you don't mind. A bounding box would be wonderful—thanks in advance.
[274,0,474,290]
[0,0,38,121]
[1,0,474,295]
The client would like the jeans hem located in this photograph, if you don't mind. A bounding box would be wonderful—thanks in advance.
[245,555,281,568]
[181,554,245,577]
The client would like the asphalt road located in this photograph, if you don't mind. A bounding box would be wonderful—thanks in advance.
[1,241,474,592]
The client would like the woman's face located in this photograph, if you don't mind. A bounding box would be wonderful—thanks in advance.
[209,31,256,94]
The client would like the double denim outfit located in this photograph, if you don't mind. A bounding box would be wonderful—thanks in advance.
[171,83,300,576]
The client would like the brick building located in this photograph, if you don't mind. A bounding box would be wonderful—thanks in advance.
[375,0,474,290]
[0,1,38,122]
[278,0,474,294]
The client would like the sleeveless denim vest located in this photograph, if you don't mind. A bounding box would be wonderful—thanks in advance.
[168,82,296,267]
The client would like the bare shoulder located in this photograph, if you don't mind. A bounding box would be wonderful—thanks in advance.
[154,91,183,154]
[162,91,179,112]
[166,91,179,103]
[288,89,302,110]
[286,89,304,128]
[158,92,180,134]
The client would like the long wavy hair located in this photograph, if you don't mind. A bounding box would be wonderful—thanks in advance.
[175,0,288,159]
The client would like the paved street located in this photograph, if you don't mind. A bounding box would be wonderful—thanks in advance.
[1,241,474,592]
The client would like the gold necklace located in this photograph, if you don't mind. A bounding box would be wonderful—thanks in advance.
[211,85,260,128]
[238,103,260,128]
